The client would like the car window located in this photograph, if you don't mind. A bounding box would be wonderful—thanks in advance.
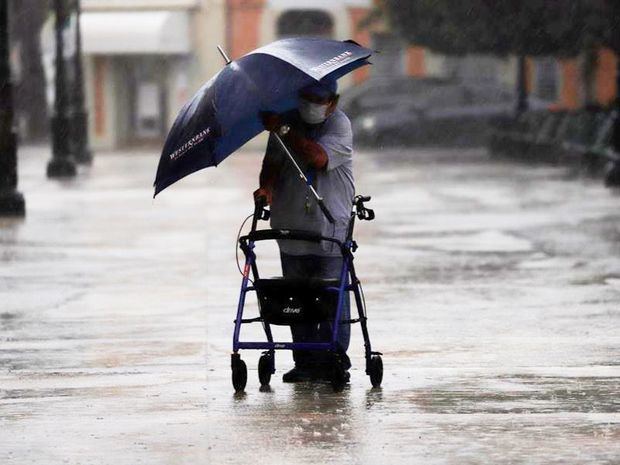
[417,86,464,106]
[466,86,513,104]
[344,78,488,114]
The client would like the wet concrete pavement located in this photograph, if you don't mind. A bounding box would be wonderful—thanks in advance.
[1,145,619,464]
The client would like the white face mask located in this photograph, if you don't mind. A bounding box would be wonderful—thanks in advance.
[299,99,329,124]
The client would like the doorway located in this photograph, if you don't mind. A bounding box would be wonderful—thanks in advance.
[115,56,169,146]
[277,10,333,38]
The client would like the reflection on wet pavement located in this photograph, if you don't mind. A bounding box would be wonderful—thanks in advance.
[1,146,619,464]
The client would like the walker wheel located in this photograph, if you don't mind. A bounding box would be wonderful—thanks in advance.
[330,355,347,392]
[368,355,383,388]
[258,353,273,386]
[231,354,247,392]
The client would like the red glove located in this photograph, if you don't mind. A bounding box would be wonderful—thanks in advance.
[260,112,282,132]
[253,187,272,205]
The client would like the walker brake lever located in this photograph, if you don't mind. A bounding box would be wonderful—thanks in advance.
[356,206,374,221]
[354,195,374,220]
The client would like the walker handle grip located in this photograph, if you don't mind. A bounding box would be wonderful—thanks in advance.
[254,195,267,209]
[251,197,270,231]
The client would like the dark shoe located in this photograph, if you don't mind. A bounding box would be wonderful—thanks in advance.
[282,366,313,383]
[340,353,352,371]
[333,370,350,383]
[310,365,350,383]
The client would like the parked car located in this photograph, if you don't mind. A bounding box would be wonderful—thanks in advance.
[342,77,551,147]
[340,76,456,120]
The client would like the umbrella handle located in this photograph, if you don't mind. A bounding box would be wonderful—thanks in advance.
[273,133,336,224]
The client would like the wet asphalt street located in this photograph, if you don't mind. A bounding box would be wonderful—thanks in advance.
[1,145,619,464]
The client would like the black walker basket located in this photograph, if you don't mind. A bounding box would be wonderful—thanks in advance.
[255,278,340,326]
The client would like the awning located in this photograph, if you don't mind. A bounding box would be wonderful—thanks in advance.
[268,0,371,7]
[81,11,191,55]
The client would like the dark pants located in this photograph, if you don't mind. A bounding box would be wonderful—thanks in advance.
[280,253,351,369]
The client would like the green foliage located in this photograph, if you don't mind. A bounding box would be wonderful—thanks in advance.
[384,0,591,57]
[383,0,488,55]
[383,0,618,145]
[583,0,620,54]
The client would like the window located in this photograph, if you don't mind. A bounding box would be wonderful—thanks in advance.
[370,33,405,77]
[277,10,333,38]
[534,57,559,101]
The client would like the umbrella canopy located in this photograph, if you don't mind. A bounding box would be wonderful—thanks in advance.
[153,38,372,196]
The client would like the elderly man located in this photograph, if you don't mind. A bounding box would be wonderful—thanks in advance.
[254,79,354,382]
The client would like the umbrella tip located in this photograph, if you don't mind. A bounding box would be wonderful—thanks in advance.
[217,45,232,65]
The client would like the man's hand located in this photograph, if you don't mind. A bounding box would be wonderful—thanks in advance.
[253,187,272,206]
[261,111,327,171]
[260,111,282,132]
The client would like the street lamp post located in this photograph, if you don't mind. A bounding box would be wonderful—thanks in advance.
[515,54,529,116]
[604,59,620,187]
[615,60,620,154]
[0,0,25,216]
[71,0,92,164]
[47,0,77,178]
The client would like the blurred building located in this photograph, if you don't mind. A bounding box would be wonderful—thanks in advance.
[75,0,224,149]
[74,0,439,150]
[363,5,618,112]
[39,0,617,150]
[74,0,380,150]
[428,51,617,110]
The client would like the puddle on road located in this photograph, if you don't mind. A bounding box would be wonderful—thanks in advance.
[385,230,534,254]
[3,149,620,464]
[398,375,620,414]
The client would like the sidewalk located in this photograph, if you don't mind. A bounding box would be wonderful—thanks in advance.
[1,145,619,465]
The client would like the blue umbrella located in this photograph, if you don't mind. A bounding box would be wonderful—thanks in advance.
[153,38,372,197]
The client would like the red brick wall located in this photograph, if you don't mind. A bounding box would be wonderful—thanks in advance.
[559,58,580,109]
[94,57,106,137]
[556,49,617,109]
[406,46,425,77]
[596,48,618,106]
[228,0,265,60]
[347,7,371,84]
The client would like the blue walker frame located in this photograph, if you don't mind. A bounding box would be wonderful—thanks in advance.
[231,195,382,391]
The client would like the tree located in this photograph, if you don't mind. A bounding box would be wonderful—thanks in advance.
[383,0,589,114]
[384,0,620,178]
[586,1,620,55]
[385,0,588,56]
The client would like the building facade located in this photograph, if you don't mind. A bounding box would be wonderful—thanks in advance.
[78,0,380,150]
[43,0,617,150]
[79,0,225,149]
